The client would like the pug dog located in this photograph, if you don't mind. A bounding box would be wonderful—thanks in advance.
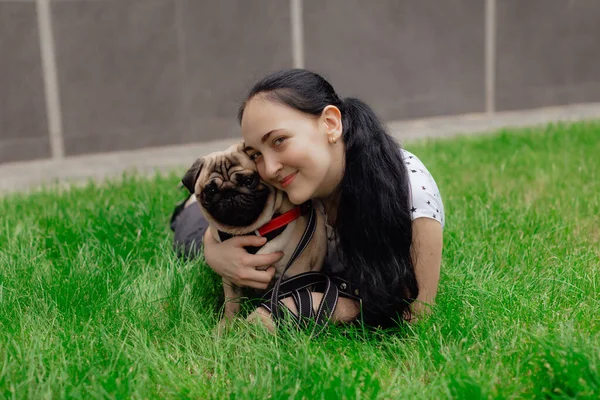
[182,142,327,320]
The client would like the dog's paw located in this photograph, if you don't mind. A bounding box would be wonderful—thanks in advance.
[246,306,275,333]
[213,316,234,337]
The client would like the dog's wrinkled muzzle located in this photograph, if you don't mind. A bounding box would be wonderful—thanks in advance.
[202,185,270,227]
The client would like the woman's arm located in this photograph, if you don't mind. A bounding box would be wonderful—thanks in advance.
[410,217,444,320]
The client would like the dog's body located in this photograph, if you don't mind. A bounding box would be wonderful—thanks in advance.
[182,143,327,319]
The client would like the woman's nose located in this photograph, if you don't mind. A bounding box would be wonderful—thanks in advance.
[262,155,282,180]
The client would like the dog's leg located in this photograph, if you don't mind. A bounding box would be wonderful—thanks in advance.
[222,278,242,319]
[246,306,275,332]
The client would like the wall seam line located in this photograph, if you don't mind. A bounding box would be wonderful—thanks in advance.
[485,0,496,114]
[290,0,304,69]
[37,0,65,159]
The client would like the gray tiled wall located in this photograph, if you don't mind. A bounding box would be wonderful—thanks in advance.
[496,0,600,110]
[1,0,599,164]
[181,0,293,143]
[304,0,486,120]
[52,0,186,155]
[0,1,50,163]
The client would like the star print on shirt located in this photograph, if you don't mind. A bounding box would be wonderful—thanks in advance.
[427,200,431,205]
[421,186,426,190]
[411,207,417,213]
[411,169,417,173]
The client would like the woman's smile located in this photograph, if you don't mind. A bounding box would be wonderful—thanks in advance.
[280,172,297,188]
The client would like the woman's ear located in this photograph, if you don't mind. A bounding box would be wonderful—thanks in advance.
[321,105,343,143]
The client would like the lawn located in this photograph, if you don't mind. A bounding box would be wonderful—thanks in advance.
[1,121,599,399]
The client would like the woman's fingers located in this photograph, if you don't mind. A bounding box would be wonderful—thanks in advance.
[230,235,268,248]
[232,236,285,288]
[248,251,284,269]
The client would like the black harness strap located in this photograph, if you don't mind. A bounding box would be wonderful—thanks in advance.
[268,203,318,321]
[251,202,357,335]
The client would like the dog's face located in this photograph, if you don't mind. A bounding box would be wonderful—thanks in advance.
[182,143,279,229]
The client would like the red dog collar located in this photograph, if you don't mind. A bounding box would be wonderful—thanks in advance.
[217,204,309,255]
[256,205,302,236]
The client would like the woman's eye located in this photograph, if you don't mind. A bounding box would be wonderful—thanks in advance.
[273,137,286,147]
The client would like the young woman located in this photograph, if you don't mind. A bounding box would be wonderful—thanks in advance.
[171,69,444,328]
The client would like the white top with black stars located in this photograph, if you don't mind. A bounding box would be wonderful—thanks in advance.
[321,148,445,275]
[402,149,445,228]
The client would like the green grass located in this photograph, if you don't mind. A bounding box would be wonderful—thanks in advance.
[1,121,599,399]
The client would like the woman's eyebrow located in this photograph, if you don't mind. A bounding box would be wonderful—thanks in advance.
[261,130,277,143]
[242,129,284,153]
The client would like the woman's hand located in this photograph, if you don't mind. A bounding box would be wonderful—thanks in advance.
[203,229,283,290]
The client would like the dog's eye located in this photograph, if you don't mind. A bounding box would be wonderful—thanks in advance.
[239,174,258,189]
[204,184,218,197]
[248,152,261,161]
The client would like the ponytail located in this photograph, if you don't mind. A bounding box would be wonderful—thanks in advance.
[337,98,418,323]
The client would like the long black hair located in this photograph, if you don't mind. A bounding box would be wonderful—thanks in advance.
[238,69,418,325]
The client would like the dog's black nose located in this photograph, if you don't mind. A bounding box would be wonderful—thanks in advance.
[238,173,259,189]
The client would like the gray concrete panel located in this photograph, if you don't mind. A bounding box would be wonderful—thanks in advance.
[496,0,600,110]
[52,0,186,156]
[565,0,600,104]
[181,0,293,142]
[304,0,486,120]
[0,1,50,163]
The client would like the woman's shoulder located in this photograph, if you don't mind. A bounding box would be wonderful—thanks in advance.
[400,148,446,228]
[400,148,426,166]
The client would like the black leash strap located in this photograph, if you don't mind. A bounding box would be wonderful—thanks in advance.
[260,271,341,336]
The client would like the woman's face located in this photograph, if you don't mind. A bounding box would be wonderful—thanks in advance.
[240,95,344,205]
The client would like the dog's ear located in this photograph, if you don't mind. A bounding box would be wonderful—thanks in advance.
[182,158,204,194]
